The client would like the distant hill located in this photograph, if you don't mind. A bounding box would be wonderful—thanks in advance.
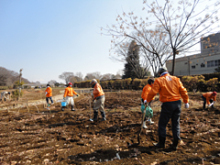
[0,67,30,86]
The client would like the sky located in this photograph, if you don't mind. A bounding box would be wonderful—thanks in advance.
[0,0,219,84]
[0,0,144,83]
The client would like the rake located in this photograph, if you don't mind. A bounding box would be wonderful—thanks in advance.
[127,104,147,148]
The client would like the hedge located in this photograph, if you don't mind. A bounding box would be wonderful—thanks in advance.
[73,73,220,92]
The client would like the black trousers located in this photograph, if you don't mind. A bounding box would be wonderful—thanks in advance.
[158,100,181,140]
[201,95,213,109]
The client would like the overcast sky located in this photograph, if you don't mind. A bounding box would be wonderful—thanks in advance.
[0,0,145,83]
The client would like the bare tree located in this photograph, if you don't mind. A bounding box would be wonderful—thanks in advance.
[101,73,114,80]
[103,0,220,75]
[59,72,74,84]
[84,72,102,80]
[48,80,57,87]
[75,72,84,82]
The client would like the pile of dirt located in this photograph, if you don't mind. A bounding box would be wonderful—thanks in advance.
[0,93,219,164]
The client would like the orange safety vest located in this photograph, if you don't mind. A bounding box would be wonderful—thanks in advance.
[202,92,216,105]
[93,83,104,99]
[147,73,189,103]
[141,84,154,101]
[64,86,77,97]
[45,87,52,97]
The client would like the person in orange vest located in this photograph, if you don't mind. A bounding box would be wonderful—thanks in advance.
[63,82,78,111]
[90,79,105,121]
[201,91,217,109]
[45,84,53,106]
[147,66,189,151]
[141,78,155,128]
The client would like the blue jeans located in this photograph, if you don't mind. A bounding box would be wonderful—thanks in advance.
[46,97,53,104]
[158,100,181,140]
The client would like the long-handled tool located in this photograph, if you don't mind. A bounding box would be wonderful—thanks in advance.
[127,104,147,148]
[89,99,93,121]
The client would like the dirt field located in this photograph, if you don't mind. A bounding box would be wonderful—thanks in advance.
[0,91,220,165]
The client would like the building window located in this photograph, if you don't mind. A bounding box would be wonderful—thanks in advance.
[191,65,196,69]
[207,59,220,67]
[201,63,205,67]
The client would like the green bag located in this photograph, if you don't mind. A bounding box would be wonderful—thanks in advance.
[141,105,153,118]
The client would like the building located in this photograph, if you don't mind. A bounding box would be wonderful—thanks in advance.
[166,33,220,76]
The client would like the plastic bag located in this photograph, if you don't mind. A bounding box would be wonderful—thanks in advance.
[141,105,153,118]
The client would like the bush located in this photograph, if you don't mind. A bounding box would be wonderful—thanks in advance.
[12,89,23,98]
[132,78,142,90]
[0,86,8,90]
[206,78,219,91]
[100,80,109,89]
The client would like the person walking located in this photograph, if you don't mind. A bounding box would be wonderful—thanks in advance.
[147,67,189,150]
[45,84,53,106]
[141,78,155,128]
[90,79,106,121]
[201,91,217,109]
[63,82,78,111]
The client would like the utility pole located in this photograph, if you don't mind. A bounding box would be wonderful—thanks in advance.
[19,69,23,100]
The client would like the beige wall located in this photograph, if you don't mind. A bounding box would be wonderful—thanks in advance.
[166,52,220,76]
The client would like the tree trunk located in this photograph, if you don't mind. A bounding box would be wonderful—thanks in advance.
[171,50,176,75]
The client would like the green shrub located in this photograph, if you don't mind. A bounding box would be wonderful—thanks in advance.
[0,86,8,90]
[206,78,219,91]
[12,89,23,98]
[132,78,142,90]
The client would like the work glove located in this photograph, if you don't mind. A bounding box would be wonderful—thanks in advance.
[185,103,189,109]
[77,94,79,97]
[63,97,66,100]
[45,92,47,96]
[208,103,213,107]
[144,100,147,104]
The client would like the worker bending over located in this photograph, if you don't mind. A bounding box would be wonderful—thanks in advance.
[141,78,155,128]
[45,84,53,106]
[147,66,189,151]
[63,82,78,111]
[201,91,217,109]
[90,79,106,121]
[1,91,11,102]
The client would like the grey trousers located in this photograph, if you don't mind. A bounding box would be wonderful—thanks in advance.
[158,100,181,140]
[93,96,105,113]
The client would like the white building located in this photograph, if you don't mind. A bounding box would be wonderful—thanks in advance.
[166,33,220,76]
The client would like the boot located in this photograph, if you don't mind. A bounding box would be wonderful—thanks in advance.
[142,121,147,129]
[154,136,166,148]
[61,107,64,111]
[168,139,179,151]
[101,111,106,121]
[91,111,98,121]
[148,118,154,124]
[71,105,75,111]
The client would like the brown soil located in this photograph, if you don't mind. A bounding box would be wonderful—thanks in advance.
[0,92,220,165]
